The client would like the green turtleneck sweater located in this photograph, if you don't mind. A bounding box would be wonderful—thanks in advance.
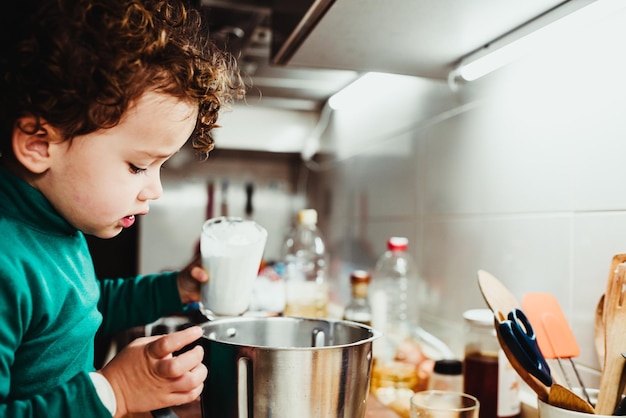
[0,165,185,417]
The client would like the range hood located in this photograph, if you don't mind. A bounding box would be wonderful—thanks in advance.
[197,0,605,153]
[200,0,599,111]
[200,0,359,111]
[274,0,585,80]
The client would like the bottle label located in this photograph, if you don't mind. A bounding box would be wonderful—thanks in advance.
[283,281,328,318]
[370,289,388,333]
[497,349,521,417]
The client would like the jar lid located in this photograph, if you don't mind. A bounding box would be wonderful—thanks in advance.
[433,359,463,375]
[462,308,495,327]
[350,270,371,284]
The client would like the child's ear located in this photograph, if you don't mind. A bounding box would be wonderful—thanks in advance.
[12,116,55,174]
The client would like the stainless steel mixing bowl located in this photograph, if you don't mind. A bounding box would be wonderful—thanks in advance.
[199,316,380,418]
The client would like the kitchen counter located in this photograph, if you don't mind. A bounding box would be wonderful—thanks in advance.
[365,396,404,418]
[130,390,546,418]
[128,395,402,418]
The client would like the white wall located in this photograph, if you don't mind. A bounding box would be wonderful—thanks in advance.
[311,6,626,382]
[214,106,318,153]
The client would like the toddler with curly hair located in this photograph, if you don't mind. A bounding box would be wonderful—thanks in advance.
[0,0,245,417]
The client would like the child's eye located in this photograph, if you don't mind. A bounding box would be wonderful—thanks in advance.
[129,164,147,174]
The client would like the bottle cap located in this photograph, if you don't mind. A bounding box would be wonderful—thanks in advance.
[297,209,318,225]
[433,359,463,375]
[387,237,408,251]
[350,270,371,284]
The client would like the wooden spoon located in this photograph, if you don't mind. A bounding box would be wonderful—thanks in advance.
[594,293,605,368]
[479,271,594,413]
[494,312,594,412]
[493,312,550,403]
[479,272,549,401]
[477,269,519,314]
[549,383,595,414]
[596,254,626,415]
[596,292,626,367]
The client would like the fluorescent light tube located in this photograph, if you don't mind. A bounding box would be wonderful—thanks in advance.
[328,72,415,110]
[456,0,626,82]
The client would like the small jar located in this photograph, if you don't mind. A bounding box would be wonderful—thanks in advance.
[428,359,463,392]
[463,309,520,418]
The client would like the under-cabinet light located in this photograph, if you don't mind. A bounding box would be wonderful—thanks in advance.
[328,72,412,110]
[454,0,626,82]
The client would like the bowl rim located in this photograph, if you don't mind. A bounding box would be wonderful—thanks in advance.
[200,316,381,350]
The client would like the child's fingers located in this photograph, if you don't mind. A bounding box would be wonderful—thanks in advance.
[148,326,203,359]
[167,382,205,407]
[156,345,205,379]
[191,266,209,283]
[167,360,208,393]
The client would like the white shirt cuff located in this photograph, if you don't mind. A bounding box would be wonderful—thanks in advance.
[89,372,117,417]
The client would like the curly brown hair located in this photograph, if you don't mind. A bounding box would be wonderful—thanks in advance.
[0,0,245,157]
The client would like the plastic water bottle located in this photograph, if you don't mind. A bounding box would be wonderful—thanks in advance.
[281,209,329,318]
[370,236,416,347]
[369,237,419,408]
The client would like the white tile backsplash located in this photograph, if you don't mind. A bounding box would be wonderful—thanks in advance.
[311,6,626,372]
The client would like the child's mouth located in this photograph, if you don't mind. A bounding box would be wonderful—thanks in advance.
[121,215,135,228]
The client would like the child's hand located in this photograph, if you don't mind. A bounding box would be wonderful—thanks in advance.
[177,254,209,305]
[99,326,206,418]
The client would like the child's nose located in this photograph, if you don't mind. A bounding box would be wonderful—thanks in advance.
[139,174,163,201]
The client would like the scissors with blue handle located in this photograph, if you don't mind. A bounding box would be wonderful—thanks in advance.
[498,308,553,387]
